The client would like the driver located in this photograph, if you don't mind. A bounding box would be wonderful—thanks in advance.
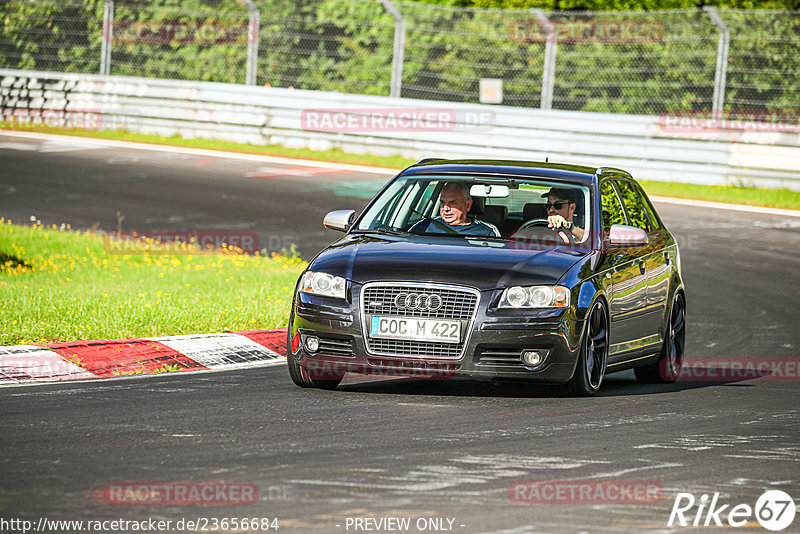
[411,181,500,237]
[542,187,585,241]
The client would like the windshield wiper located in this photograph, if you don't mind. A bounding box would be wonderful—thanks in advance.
[354,227,406,236]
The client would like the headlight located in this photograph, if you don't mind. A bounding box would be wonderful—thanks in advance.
[300,271,347,299]
[498,285,570,308]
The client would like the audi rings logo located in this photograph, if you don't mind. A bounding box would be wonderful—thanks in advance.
[394,292,443,311]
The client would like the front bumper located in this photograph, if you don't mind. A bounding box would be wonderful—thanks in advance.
[289,284,585,384]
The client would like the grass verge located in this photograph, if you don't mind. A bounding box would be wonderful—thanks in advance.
[0,219,306,345]
[3,123,799,210]
[640,181,800,210]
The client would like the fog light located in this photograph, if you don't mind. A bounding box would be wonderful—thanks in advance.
[521,349,546,367]
[304,335,320,353]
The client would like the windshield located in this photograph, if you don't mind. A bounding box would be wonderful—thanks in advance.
[355,175,592,247]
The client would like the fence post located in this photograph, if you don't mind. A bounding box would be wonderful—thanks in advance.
[532,9,556,110]
[381,0,405,98]
[242,0,260,86]
[100,0,114,75]
[704,6,729,115]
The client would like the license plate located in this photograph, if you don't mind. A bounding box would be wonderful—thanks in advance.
[369,316,461,344]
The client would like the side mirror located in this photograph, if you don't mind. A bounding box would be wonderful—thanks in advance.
[323,210,356,232]
[608,224,648,247]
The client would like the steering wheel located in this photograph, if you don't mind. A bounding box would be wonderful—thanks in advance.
[409,209,459,235]
[515,218,575,245]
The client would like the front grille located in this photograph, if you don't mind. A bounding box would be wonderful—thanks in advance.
[367,338,464,358]
[361,283,479,359]
[362,285,477,320]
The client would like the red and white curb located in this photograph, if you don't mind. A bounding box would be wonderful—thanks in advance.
[0,329,287,386]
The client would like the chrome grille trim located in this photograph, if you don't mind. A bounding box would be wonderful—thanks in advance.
[360,282,480,359]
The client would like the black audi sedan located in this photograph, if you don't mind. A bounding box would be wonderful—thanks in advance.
[287,160,686,395]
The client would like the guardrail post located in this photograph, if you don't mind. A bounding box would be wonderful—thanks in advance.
[381,0,405,98]
[704,6,729,115]
[242,0,260,86]
[532,9,556,110]
[100,0,114,75]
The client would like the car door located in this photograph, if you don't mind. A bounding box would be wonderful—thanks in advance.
[598,179,650,359]
[615,179,666,342]
[633,181,675,340]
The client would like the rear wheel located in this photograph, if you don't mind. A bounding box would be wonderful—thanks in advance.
[565,300,608,396]
[635,292,686,384]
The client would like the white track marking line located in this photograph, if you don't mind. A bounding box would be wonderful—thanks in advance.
[650,195,800,218]
[2,130,796,216]
[0,130,398,174]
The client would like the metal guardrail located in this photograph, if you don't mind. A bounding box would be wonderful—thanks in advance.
[1,69,799,190]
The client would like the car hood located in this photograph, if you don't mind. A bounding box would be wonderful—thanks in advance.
[309,233,588,290]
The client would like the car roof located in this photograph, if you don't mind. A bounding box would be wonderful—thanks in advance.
[401,159,633,187]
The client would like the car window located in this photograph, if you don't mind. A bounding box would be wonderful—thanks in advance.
[615,180,650,231]
[399,180,438,227]
[354,175,592,245]
[600,180,626,231]
[633,182,663,229]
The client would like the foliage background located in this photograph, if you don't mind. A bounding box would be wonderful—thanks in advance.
[1,0,798,114]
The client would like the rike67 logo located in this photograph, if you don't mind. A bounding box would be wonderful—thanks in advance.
[668,490,796,531]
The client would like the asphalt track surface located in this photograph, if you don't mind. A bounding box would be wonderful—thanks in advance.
[1,134,799,533]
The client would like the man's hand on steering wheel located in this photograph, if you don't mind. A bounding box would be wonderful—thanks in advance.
[547,214,574,232]
[516,218,574,245]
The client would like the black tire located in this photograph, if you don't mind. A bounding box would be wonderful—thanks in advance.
[565,300,609,396]
[286,330,345,390]
[307,366,345,390]
[287,330,313,388]
[635,292,686,384]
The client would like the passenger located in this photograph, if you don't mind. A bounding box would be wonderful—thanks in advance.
[542,187,585,241]
[411,182,500,237]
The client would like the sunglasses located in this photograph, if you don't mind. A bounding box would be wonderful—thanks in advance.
[545,201,570,210]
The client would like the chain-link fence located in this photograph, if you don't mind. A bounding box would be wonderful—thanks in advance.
[1,0,798,116]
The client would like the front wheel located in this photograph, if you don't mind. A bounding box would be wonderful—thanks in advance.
[565,300,609,396]
[286,330,345,390]
[635,292,686,384]
[287,330,313,387]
